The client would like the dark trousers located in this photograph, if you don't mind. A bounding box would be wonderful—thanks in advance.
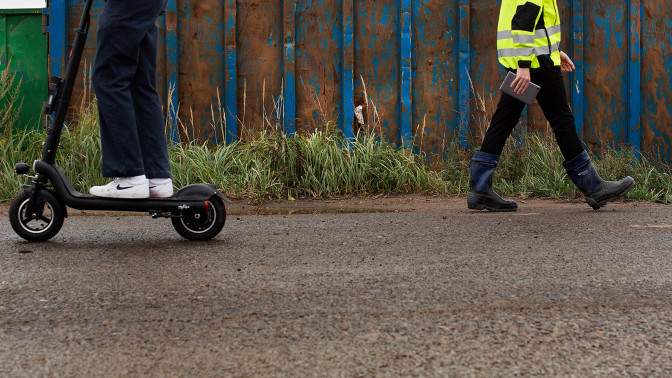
[479,69,584,161]
[92,0,171,179]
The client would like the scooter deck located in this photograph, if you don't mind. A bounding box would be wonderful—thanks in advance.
[32,160,227,214]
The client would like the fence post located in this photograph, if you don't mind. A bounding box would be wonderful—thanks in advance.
[224,0,237,143]
[457,0,470,148]
[571,0,584,141]
[340,0,354,140]
[399,0,413,146]
[46,0,67,78]
[165,0,179,143]
[282,0,296,136]
[627,0,641,156]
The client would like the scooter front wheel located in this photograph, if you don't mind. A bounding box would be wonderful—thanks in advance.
[9,190,65,242]
[171,197,226,241]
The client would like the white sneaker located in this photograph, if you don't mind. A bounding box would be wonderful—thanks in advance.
[89,176,149,198]
[149,178,173,198]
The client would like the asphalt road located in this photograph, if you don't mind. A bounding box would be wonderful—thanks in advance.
[1,197,671,376]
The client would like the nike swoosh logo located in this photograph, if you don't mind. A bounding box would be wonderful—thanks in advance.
[116,185,134,190]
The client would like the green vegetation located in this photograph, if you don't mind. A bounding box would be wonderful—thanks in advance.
[2,114,670,204]
[0,60,23,138]
[1,72,670,204]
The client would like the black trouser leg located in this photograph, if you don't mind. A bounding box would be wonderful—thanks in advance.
[479,69,584,161]
[479,90,526,156]
[533,70,584,160]
[132,23,171,179]
[92,0,168,178]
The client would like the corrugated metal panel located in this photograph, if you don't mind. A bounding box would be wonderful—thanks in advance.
[0,8,48,132]
[641,1,671,161]
[48,0,672,163]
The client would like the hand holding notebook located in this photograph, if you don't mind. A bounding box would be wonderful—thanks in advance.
[499,71,541,105]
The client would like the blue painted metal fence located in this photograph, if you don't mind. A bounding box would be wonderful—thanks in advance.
[45,0,672,163]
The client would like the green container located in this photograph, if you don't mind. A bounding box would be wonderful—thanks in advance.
[0,8,47,133]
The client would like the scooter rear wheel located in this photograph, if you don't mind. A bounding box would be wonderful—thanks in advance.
[171,197,226,241]
[9,190,65,242]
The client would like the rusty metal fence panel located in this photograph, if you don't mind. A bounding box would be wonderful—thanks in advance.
[45,0,672,162]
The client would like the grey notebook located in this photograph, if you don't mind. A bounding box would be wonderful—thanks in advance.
[499,71,541,104]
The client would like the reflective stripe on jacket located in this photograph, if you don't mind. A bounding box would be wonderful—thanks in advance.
[497,0,561,69]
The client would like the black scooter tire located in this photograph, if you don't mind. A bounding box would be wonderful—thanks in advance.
[9,190,64,242]
[171,197,225,241]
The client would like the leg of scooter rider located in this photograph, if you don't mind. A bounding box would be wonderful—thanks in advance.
[90,0,169,199]
[132,14,173,198]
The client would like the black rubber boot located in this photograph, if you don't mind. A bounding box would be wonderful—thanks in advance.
[563,150,635,210]
[467,151,518,212]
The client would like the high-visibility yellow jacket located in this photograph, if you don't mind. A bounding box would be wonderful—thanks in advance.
[497,0,562,70]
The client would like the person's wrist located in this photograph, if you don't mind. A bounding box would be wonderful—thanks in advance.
[517,60,532,69]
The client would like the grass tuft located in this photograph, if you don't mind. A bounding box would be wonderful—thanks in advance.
[0,59,24,138]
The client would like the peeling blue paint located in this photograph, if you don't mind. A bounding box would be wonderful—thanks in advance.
[165,0,179,143]
[46,0,67,81]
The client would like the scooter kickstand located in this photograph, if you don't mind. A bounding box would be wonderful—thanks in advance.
[150,210,183,219]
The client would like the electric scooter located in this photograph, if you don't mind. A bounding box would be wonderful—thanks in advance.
[9,0,229,242]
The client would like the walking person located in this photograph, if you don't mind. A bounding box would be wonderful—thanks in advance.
[89,0,173,198]
[468,0,634,211]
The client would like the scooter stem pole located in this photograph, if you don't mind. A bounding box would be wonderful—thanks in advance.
[41,0,94,165]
